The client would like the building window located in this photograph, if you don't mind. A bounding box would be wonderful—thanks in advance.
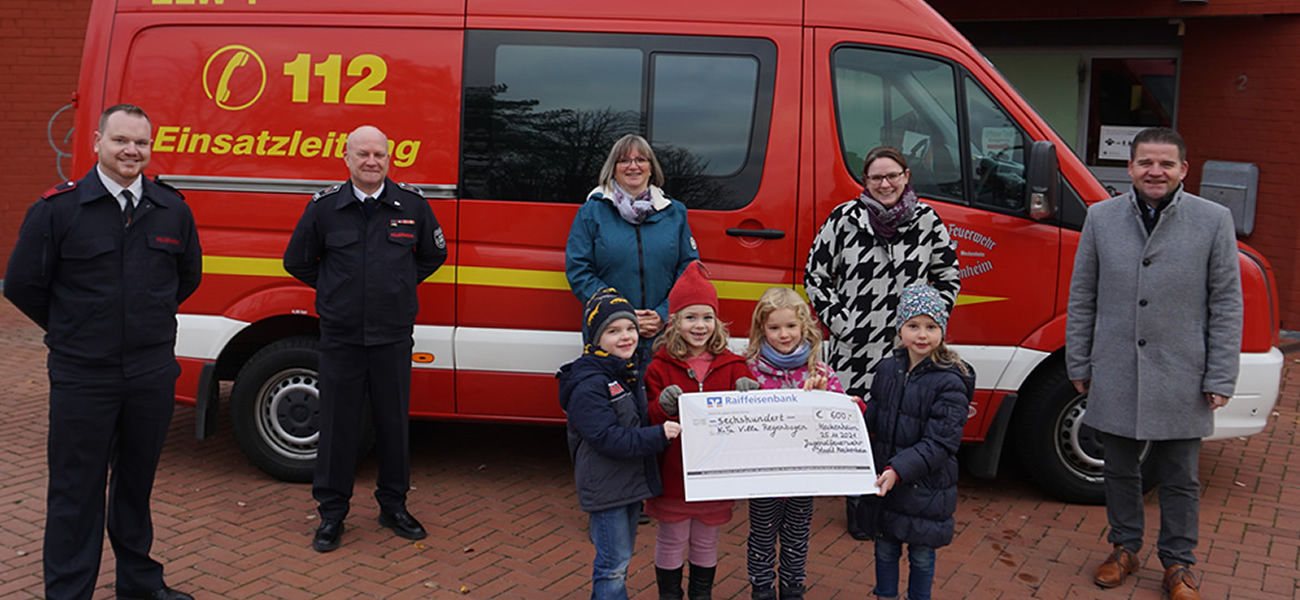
[1086,58,1177,167]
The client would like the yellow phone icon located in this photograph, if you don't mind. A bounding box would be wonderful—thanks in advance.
[216,51,249,105]
[203,44,266,111]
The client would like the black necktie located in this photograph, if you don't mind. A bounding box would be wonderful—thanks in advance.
[122,190,136,227]
[363,196,376,219]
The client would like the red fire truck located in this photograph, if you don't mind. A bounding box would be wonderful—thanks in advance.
[70,0,1282,503]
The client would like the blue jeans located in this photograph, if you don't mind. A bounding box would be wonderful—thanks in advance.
[873,539,935,600]
[588,502,642,600]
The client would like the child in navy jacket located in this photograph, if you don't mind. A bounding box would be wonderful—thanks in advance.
[559,288,682,600]
[866,285,974,600]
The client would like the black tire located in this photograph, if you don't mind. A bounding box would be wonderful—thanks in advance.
[228,336,378,483]
[1011,361,1155,504]
[230,336,323,482]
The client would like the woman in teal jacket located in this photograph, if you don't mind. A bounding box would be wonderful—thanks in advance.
[565,134,699,363]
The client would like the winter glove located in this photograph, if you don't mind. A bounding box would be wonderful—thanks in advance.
[735,377,761,392]
[658,385,683,417]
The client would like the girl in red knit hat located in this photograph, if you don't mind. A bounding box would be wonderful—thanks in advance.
[646,261,759,600]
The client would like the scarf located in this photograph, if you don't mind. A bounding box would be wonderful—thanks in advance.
[610,182,655,225]
[860,185,919,241]
[759,340,811,370]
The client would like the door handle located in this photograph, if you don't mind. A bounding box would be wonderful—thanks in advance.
[726,228,785,240]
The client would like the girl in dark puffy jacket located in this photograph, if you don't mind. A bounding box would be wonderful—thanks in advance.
[866,285,974,600]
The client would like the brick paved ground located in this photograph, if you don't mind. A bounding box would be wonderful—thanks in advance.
[1,299,1298,599]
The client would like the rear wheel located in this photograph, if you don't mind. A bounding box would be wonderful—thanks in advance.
[1012,362,1154,504]
[230,337,322,482]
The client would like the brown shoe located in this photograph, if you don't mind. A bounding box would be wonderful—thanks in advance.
[1163,564,1200,600]
[1093,545,1139,588]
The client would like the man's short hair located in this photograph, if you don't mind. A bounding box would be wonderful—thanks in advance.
[99,104,150,130]
[1130,127,1186,162]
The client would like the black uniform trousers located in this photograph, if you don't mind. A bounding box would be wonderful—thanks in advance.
[44,362,178,600]
[312,336,414,519]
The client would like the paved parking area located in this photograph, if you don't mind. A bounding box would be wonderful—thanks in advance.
[1,299,1298,599]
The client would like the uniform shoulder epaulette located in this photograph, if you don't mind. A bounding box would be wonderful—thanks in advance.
[396,181,425,198]
[153,178,185,200]
[40,181,76,200]
[312,183,343,202]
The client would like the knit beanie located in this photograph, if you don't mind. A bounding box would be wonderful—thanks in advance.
[583,287,638,348]
[896,284,949,331]
[668,261,719,315]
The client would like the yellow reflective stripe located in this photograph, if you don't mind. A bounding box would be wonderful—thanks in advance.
[203,256,288,277]
[201,257,1004,304]
[457,266,568,290]
[202,255,454,283]
[956,294,1006,306]
[713,280,804,301]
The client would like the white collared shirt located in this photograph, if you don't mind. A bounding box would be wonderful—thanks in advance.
[96,165,143,211]
[352,182,385,204]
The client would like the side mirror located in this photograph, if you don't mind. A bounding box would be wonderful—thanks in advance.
[1025,140,1059,221]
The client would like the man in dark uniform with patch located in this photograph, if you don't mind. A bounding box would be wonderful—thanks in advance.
[5,104,201,600]
[283,125,447,552]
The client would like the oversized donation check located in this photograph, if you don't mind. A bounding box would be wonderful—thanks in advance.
[680,389,878,501]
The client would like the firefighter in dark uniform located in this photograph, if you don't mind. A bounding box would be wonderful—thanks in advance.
[283,125,447,552]
[4,104,201,600]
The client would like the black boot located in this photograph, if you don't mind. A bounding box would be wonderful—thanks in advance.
[687,563,717,600]
[751,584,777,600]
[778,582,805,600]
[656,566,684,600]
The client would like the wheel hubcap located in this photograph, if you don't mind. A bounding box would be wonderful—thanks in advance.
[256,368,320,460]
[1055,393,1150,484]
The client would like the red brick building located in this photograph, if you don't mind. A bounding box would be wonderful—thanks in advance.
[4,0,1299,330]
[927,0,1300,328]
[1,0,94,275]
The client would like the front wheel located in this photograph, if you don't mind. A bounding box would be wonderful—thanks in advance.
[1012,363,1154,504]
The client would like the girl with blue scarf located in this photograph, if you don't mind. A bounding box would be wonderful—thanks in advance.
[741,287,846,600]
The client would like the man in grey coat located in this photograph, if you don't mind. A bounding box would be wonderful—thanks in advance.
[1066,127,1241,600]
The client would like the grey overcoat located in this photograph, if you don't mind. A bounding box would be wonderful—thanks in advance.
[1065,188,1242,440]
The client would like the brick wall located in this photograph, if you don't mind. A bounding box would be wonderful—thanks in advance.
[0,0,95,276]
[1179,16,1300,328]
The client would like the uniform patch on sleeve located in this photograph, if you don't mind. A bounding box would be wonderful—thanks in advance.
[40,181,76,200]
[607,380,625,398]
[689,236,697,250]
[434,227,446,249]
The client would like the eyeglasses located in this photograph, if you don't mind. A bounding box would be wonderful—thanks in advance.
[617,157,650,167]
[866,171,906,185]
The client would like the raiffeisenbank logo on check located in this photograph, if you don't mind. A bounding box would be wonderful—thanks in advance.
[705,392,799,408]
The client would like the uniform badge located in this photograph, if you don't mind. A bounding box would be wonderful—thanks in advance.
[391,219,415,227]
[689,236,697,250]
[607,381,625,397]
[434,227,446,249]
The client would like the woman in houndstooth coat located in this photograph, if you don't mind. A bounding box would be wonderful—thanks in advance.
[804,146,960,399]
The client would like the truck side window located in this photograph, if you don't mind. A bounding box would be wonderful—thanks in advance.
[964,77,1030,212]
[651,53,759,209]
[832,47,963,201]
[461,31,774,210]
